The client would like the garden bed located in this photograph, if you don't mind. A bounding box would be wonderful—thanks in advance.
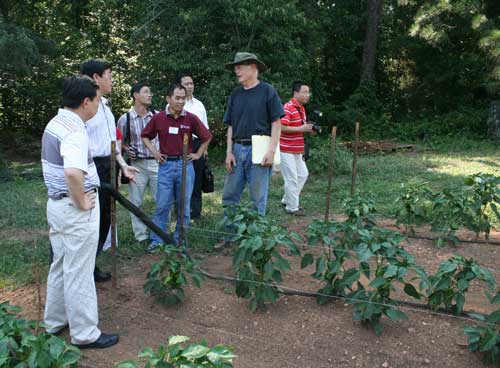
[1,220,499,368]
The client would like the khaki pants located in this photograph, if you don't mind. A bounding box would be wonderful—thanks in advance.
[128,159,158,241]
[44,196,101,345]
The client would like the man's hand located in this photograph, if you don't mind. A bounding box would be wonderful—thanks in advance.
[225,152,236,173]
[300,124,315,133]
[79,191,97,211]
[261,150,275,167]
[153,150,166,164]
[128,146,137,160]
[122,165,139,183]
[187,152,201,161]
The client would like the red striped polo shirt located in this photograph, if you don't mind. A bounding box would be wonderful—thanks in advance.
[279,98,307,154]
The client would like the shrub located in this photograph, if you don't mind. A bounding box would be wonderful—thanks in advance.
[0,302,81,367]
[302,206,426,335]
[117,335,236,368]
[464,290,500,367]
[226,205,301,312]
[144,245,204,305]
[424,255,494,315]
[394,173,500,245]
[307,138,353,175]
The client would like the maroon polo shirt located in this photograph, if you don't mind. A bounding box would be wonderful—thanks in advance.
[141,108,212,156]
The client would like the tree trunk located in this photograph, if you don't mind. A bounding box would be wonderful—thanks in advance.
[360,0,383,83]
[487,100,500,140]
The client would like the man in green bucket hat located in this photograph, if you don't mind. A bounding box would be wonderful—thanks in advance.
[216,52,284,250]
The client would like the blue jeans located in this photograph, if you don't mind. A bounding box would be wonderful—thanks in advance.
[150,160,194,245]
[222,144,272,238]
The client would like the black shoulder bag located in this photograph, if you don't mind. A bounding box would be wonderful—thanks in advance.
[201,156,214,194]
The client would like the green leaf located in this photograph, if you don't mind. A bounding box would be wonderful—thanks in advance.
[490,203,500,221]
[342,268,360,287]
[116,362,139,368]
[138,347,156,358]
[369,276,387,288]
[457,278,468,292]
[263,261,274,280]
[272,252,291,272]
[169,336,190,346]
[384,265,398,278]
[403,283,421,299]
[487,310,500,324]
[479,330,499,352]
[385,308,408,321]
[301,253,314,269]
[181,344,211,359]
[48,336,65,359]
[455,293,465,314]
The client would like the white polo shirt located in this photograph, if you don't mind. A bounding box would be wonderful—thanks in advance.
[85,96,118,157]
[184,96,209,129]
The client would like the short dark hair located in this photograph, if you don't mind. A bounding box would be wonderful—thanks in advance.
[61,75,99,109]
[175,72,193,84]
[292,80,307,95]
[131,82,148,99]
[165,83,186,97]
[80,59,112,78]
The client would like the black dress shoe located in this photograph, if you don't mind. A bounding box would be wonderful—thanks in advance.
[94,267,112,283]
[75,332,119,349]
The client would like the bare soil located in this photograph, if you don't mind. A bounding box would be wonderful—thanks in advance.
[341,140,418,154]
[1,221,499,368]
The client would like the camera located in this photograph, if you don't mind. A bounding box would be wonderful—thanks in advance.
[309,110,323,133]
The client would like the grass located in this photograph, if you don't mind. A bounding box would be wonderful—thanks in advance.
[0,137,499,287]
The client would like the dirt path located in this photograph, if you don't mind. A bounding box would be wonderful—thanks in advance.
[1,225,499,367]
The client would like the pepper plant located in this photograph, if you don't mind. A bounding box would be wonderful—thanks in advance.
[395,182,433,234]
[464,290,500,367]
[302,214,426,334]
[429,189,466,246]
[301,220,358,303]
[424,255,494,315]
[0,302,81,367]
[347,226,425,335]
[395,174,500,245]
[117,335,236,368]
[226,205,301,312]
[463,173,500,239]
[144,245,204,305]
[343,192,378,228]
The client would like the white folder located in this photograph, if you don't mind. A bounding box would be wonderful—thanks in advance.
[251,135,280,165]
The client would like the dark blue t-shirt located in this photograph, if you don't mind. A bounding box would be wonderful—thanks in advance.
[223,82,284,140]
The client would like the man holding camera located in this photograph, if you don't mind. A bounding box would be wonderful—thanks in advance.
[117,83,159,245]
[279,81,314,216]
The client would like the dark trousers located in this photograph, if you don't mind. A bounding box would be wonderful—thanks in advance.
[191,139,205,219]
[94,156,112,259]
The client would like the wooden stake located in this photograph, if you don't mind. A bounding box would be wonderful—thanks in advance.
[34,237,42,334]
[325,126,337,222]
[351,122,360,196]
[110,141,117,288]
[179,133,189,249]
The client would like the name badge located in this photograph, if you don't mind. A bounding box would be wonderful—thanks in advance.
[169,127,179,134]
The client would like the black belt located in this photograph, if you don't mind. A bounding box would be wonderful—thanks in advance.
[166,155,182,161]
[234,139,252,146]
[51,187,98,200]
[138,157,155,160]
